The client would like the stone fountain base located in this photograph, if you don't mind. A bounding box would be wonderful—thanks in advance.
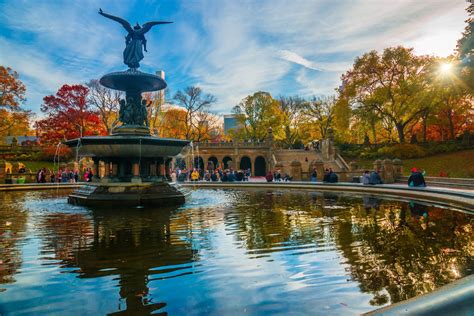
[68,182,187,207]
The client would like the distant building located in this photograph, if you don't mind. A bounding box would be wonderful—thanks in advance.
[156,70,165,103]
[224,114,239,135]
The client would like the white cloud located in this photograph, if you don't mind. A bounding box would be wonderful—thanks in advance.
[0,0,468,116]
[278,50,322,71]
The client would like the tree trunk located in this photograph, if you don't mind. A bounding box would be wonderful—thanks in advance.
[422,117,427,143]
[371,124,377,144]
[395,123,405,143]
[447,109,455,140]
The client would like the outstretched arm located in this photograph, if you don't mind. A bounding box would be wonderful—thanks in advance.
[137,21,173,35]
[99,8,133,33]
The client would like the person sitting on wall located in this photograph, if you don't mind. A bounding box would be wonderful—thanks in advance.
[408,168,426,187]
[362,170,370,185]
[228,170,236,182]
[265,171,273,182]
[311,169,318,182]
[327,168,338,183]
[368,170,383,185]
[323,169,330,182]
[211,170,218,182]
[191,168,199,182]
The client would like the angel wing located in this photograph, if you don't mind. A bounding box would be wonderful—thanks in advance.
[136,21,173,35]
[99,9,133,33]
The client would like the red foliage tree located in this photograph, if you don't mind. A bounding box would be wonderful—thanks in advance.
[35,84,106,144]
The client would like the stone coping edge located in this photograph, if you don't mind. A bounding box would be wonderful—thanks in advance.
[0,183,83,191]
[180,182,474,211]
[364,274,474,315]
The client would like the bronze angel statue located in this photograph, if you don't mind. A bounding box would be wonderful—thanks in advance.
[99,8,172,69]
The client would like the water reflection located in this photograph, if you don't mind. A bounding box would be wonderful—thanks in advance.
[0,189,472,315]
[38,206,199,315]
[0,192,28,287]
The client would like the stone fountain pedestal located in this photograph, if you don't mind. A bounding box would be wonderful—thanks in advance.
[64,69,189,207]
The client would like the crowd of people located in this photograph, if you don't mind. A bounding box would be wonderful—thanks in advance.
[35,168,94,183]
[31,164,427,188]
[172,167,252,183]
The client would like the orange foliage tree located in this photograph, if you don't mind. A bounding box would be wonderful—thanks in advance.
[0,66,32,136]
[35,84,106,144]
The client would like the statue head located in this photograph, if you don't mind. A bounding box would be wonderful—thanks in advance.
[141,99,148,106]
[119,99,126,106]
[134,23,141,30]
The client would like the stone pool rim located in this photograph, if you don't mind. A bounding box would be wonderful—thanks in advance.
[1,181,473,211]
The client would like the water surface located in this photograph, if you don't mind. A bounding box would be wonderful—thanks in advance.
[0,189,472,315]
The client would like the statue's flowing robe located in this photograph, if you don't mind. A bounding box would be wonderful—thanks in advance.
[124,32,145,69]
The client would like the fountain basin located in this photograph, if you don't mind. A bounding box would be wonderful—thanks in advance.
[99,70,166,92]
[68,182,186,207]
[64,135,189,158]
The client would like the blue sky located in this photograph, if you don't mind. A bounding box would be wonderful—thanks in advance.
[0,0,468,116]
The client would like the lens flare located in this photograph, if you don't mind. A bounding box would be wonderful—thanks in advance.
[439,62,453,74]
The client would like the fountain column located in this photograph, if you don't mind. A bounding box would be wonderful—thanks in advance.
[131,160,142,183]
[101,158,112,183]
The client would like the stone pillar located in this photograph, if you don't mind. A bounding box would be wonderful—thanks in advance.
[314,160,325,181]
[251,157,255,177]
[131,160,142,183]
[101,159,111,184]
[160,163,166,177]
[393,159,403,180]
[289,160,302,181]
[382,159,394,183]
[373,159,382,173]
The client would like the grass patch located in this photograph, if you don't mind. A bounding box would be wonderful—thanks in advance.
[16,161,56,172]
[351,150,474,178]
[402,150,474,178]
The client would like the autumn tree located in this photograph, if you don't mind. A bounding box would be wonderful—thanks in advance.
[341,46,431,143]
[232,91,283,141]
[276,96,307,148]
[0,66,31,135]
[173,86,217,141]
[304,96,337,140]
[157,107,187,139]
[35,84,105,144]
[86,80,121,135]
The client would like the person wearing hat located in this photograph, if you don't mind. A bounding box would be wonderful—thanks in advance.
[408,168,426,187]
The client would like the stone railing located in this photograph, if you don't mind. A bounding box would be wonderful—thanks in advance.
[0,144,43,153]
[193,141,271,149]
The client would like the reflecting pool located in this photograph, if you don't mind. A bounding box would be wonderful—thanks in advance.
[0,189,473,315]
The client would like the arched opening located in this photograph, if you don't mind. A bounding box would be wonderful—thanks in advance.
[208,156,218,170]
[255,156,266,176]
[223,156,233,169]
[239,156,251,171]
[193,156,204,170]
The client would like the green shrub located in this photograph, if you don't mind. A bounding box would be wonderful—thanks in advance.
[376,144,427,159]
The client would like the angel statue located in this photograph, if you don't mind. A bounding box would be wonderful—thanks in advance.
[99,8,172,69]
